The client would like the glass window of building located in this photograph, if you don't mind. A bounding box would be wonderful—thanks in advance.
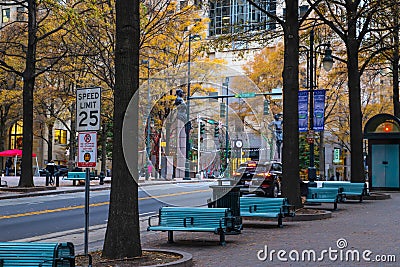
[2,8,10,23]
[9,121,23,149]
[17,7,26,21]
[55,129,67,144]
[209,0,276,37]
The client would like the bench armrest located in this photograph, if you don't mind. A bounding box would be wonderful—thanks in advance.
[147,214,159,227]
[282,204,296,217]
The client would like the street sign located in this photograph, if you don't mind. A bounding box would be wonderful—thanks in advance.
[76,87,101,131]
[235,92,256,98]
[333,148,341,163]
[78,132,97,167]
[271,87,283,100]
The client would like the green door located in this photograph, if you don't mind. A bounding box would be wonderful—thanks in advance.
[371,144,399,188]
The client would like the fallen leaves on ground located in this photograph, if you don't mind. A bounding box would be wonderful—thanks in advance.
[75,250,182,267]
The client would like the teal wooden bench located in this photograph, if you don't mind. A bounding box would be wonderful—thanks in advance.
[306,187,340,210]
[322,182,366,202]
[63,172,86,186]
[0,242,75,267]
[239,197,294,227]
[147,207,240,246]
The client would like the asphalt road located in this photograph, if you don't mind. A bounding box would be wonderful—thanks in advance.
[0,182,214,241]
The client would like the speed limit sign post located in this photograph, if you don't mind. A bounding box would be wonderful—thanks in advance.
[76,87,101,132]
[76,87,101,256]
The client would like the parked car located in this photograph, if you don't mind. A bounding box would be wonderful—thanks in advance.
[233,161,282,197]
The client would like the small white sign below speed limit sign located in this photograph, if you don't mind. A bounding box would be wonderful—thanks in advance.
[76,87,101,131]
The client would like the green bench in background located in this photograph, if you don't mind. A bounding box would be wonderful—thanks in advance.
[322,182,367,202]
[63,172,86,186]
[305,187,340,210]
[240,197,295,227]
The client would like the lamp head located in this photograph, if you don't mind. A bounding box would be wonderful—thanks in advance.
[322,45,334,72]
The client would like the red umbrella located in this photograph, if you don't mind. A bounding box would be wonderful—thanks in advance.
[0,149,36,157]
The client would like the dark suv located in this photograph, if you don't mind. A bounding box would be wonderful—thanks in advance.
[233,161,282,197]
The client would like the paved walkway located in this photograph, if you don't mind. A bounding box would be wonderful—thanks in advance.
[144,193,400,266]
[1,176,399,266]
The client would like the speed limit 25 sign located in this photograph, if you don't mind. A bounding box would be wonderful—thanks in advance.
[76,87,101,131]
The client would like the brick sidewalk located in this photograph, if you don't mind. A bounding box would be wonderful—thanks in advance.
[144,193,400,266]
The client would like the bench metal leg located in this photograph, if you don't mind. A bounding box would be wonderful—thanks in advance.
[219,232,226,246]
[334,201,337,210]
[167,231,174,243]
[278,214,283,228]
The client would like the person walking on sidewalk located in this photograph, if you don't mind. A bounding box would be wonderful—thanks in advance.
[5,158,12,176]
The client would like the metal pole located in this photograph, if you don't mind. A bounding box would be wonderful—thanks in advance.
[184,35,192,180]
[308,29,316,184]
[84,168,90,255]
[225,78,229,178]
[146,60,151,180]
[197,114,201,177]
[159,134,162,179]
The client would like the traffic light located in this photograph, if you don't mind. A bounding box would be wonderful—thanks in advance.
[220,103,226,117]
[263,100,270,115]
[214,124,220,137]
[200,122,205,134]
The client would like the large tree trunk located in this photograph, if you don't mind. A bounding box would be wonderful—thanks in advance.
[68,102,76,170]
[102,0,141,258]
[319,131,325,180]
[393,4,400,118]
[347,2,364,183]
[47,122,54,162]
[281,0,301,207]
[19,0,37,187]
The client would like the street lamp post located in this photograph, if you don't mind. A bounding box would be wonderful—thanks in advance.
[308,29,334,185]
[223,78,230,177]
[141,59,151,180]
[184,34,201,180]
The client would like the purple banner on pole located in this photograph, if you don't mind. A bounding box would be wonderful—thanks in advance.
[298,91,309,132]
[313,89,326,132]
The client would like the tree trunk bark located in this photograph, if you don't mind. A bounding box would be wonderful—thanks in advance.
[319,131,325,180]
[68,102,76,170]
[281,0,301,207]
[19,0,37,187]
[347,3,364,183]
[47,122,54,162]
[102,0,142,258]
[393,5,400,118]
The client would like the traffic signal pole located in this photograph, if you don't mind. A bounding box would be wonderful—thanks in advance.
[197,114,201,177]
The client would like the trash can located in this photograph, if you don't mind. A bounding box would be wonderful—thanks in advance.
[209,179,242,233]
[99,172,105,185]
[299,179,309,196]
